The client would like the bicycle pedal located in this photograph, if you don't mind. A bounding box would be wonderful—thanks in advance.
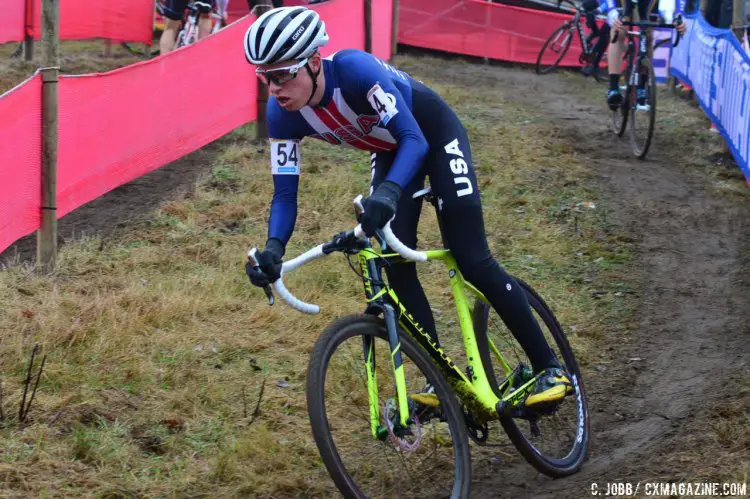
[525,398,565,416]
[409,393,440,408]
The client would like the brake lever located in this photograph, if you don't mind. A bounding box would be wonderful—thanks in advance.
[263,285,275,305]
[247,248,275,306]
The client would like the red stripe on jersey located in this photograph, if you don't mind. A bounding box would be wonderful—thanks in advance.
[325,100,396,151]
[311,107,382,151]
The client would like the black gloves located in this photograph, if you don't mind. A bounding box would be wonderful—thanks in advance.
[360,181,402,237]
[247,181,402,290]
[246,238,285,288]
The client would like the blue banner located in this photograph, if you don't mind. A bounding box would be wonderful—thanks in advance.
[670,11,750,180]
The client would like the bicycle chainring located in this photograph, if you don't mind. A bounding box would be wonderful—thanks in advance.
[463,407,489,445]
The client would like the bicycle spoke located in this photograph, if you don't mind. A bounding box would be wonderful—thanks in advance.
[317,330,464,497]
[471,281,589,475]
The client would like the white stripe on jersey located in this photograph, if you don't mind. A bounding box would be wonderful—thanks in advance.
[332,89,397,146]
[299,106,358,149]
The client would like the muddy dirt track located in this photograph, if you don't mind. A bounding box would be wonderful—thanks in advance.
[3,56,749,497]
[443,65,750,496]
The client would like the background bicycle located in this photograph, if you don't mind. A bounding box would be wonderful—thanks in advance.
[122,0,229,57]
[610,15,683,159]
[535,0,608,82]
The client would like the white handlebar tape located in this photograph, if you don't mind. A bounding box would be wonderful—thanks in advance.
[382,223,427,262]
[282,244,325,273]
[273,278,320,315]
[352,191,427,262]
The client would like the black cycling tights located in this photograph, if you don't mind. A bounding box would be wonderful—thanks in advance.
[381,200,559,374]
[371,93,558,372]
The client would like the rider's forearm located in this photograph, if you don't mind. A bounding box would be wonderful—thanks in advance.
[383,130,429,189]
[268,175,299,247]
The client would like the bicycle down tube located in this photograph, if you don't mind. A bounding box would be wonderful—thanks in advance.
[357,247,506,427]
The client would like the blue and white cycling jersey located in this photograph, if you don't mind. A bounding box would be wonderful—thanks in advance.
[266,49,433,245]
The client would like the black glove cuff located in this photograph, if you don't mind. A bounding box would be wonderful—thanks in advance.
[375,180,403,206]
[265,237,286,258]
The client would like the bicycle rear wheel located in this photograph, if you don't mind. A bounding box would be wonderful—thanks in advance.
[473,279,589,478]
[629,57,657,159]
[536,23,575,75]
[307,314,472,499]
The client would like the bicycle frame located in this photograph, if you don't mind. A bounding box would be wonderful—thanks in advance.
[616,18,682,88]
[356,243,540,437]
[549,12,590,58]
[625,28,651,89]
[176,13,200,48]
[560,0,601,59]
[573,11,592,56]
[176,3,223,48]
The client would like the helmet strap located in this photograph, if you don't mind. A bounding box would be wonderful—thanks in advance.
[305,60,322,106]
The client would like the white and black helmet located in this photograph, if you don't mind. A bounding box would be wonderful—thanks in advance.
[244,7,329,65]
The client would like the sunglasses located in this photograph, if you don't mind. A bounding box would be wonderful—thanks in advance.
[256,58,308,86]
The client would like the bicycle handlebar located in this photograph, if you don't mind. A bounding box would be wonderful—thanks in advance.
[247,196,428,314]
[611,15,684,48]
[351,194,428,264]
[621,19,682,29]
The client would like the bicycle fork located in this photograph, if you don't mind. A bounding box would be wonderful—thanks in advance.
[629,34,649,88]
[363,303,411,440]
[385,304,411,428]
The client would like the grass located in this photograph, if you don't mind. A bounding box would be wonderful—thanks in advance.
[0,40,148,95]
[0,50,746,496]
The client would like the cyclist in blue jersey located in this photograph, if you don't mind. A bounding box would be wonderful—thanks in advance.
[580,0,611,79]
[603,0,685,109]
[243,6,573,409]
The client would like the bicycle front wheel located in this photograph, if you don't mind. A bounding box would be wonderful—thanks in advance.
[307,314,472,499]
[629,57,657,159]
[473,278,589,478]
[610,52,632,136]
[536,23,575,75]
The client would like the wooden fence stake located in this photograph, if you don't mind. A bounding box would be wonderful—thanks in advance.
[365,0,373,54]
[391,0,399,57]
[38,0,59,272]
[254,2,272,141]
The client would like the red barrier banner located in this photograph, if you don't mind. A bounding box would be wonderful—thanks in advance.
[227,0,391,60]
[317,0,365,55]
[25,0,154,44]
[1,0,391,254]
[372,0,394,60]
[226,5,247,23]
[227,0,309,23]
[0,0,25,45]
[0,75,42,255]
[399,0,585,66]
[56,17,257,218]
